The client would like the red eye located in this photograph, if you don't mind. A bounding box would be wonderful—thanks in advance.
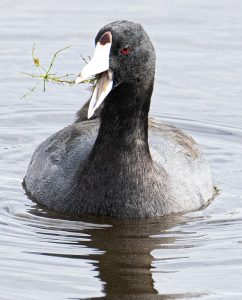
[120,46,131,55]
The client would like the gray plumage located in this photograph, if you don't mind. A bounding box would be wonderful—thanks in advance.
[23,20,214,218]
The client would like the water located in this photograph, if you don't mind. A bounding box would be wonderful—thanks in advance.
[0,0,242,299]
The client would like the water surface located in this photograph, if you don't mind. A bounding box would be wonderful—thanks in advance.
[1,1,242,299]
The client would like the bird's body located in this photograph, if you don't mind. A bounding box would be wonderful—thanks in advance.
[24,117,213,218]
[23,21,214,218]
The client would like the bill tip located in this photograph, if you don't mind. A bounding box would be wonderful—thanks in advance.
[75,76,83,84]
[87,110,94,119]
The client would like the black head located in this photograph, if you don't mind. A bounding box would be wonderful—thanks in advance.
[76,20,156,118]
[95,20,156,88]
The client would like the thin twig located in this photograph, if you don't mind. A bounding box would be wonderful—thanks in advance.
[46,46,72,74]
[21,44,97,98]
[21,82,39,99]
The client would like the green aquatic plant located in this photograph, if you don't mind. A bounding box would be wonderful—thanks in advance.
[21,44,97,98]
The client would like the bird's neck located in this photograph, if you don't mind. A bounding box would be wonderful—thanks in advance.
[89,81,153,162]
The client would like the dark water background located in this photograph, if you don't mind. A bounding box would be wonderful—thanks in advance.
[0,1,242,299]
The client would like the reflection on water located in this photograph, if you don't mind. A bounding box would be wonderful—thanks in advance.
[1,0,242,299]
[27,208,208,299]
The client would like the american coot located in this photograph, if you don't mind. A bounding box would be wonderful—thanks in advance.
[23,21,215,218]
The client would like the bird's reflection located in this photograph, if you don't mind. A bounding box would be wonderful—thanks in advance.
[81,216,180,298]
[29,206,200,299]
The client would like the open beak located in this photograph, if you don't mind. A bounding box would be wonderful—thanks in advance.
[75,31,113,119]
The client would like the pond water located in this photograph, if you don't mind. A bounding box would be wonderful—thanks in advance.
[1,0,242,299]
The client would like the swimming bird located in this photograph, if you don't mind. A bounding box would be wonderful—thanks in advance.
[23,20,215,218]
